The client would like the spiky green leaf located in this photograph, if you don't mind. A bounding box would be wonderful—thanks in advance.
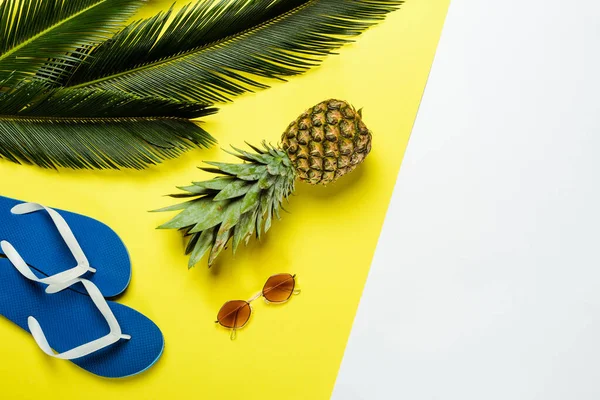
[151,199,196,213]
[198,177,234,190]
[158,198,226,230]
[213,180,254,201]
[209,228,232,267]
[204,161,268,180]
[188,227,217,268]
[189,201,232,233]
[263,187,276,233]
[176,185,210,195]
[218,200,243,233]
[240,183,262,214]
[232,211,254,254]
[228,146,272,164]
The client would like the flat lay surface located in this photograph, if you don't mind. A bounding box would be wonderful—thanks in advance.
[0,0,449,398]
[334,0,600,398]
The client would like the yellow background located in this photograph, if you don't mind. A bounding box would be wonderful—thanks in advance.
[0,1,449,399]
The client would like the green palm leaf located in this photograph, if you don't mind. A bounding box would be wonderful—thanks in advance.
[0,0,141,86]
[60,0,403,103]
[0,80,217,169]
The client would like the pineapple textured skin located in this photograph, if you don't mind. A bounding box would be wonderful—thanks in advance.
[281,99,372,185]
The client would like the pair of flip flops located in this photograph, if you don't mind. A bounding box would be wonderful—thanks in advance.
[0,196,163,378]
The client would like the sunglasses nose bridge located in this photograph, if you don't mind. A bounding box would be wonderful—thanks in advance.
[248,291,262,302]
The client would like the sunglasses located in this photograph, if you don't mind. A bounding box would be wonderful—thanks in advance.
[216,273,300,339]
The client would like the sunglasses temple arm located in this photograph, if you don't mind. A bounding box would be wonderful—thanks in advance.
[229,310,240,340]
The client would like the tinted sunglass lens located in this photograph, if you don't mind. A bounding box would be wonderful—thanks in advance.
[262,273,295,303]
[217,300,251,328]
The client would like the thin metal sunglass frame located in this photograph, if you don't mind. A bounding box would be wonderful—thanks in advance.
[215,273,301,340]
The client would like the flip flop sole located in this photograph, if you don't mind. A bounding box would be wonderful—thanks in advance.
[0,258,163,378]
[0,196,131,297]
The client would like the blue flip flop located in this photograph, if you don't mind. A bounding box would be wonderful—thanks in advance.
[0,242,163,378]
[0,196,130,297]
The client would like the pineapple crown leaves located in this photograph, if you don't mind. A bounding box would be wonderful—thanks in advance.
[0,0,142,86]
[0,79,217,169]
[50,0,404,103]
[154,142,297,268]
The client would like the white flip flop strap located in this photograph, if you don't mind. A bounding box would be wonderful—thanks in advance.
[9,202,96,290]
[0,246,130,360]
[0,240,79,293]
[27,279,130,360]
[1,241,80,292]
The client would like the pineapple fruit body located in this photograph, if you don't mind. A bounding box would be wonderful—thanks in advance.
[281,99,372,185]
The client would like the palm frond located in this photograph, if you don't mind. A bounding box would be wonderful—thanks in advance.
[61,0,403,103]
[0,0,141,86]
[0,80,217,169]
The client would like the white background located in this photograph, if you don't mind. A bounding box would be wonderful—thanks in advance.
[333,0,600,398]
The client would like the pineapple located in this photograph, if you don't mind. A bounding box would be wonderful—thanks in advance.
[156,99,372,267]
